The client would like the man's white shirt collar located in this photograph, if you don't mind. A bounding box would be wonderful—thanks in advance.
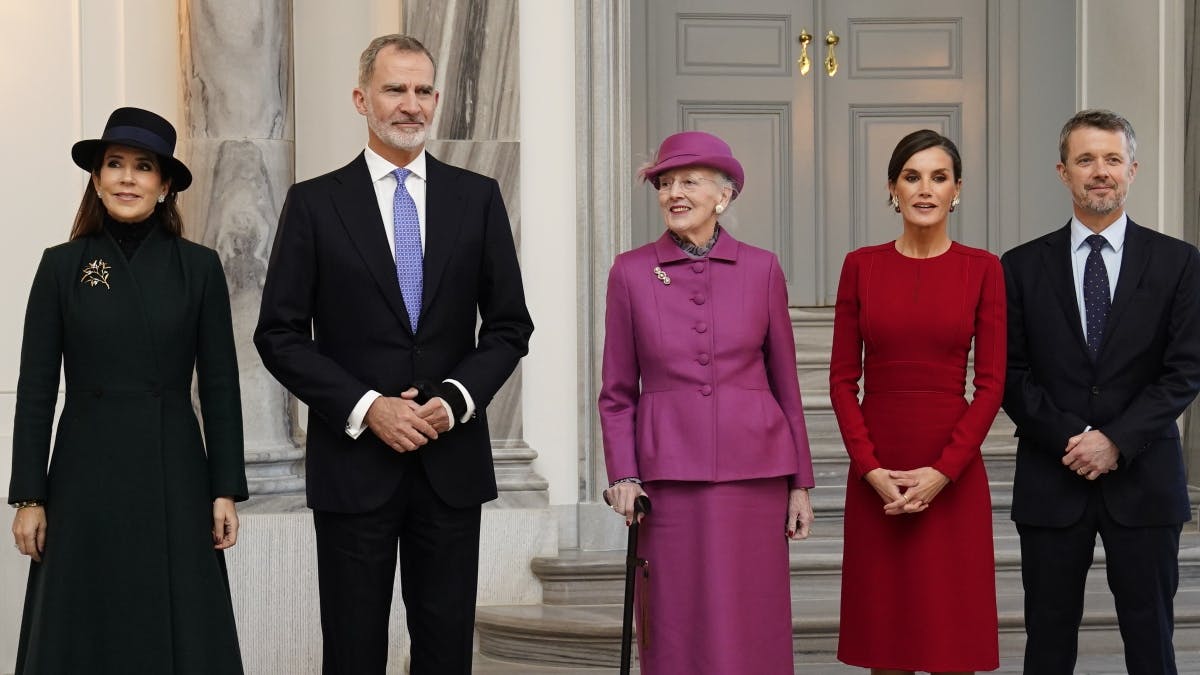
[364,146,427,183]
[1070,212,1128,253]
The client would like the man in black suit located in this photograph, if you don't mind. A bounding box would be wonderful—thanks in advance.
[254,34,532,675]
[1002,109,1200,674]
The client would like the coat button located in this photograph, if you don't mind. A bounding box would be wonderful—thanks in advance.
[691,294,706,305]
[697,353,710,365]
[694,322,708,333]
[692,261,706,273]
[700,384,712,396]
[1091,386,1101,395]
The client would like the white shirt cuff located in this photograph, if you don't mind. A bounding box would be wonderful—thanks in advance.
[443,378,475,423]
[346,390,382,439]
[439,398,455,431]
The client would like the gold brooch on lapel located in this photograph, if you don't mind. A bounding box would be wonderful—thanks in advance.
[80,259,111,290]
[653,266,671,286]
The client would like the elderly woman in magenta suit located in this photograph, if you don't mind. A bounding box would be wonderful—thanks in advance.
[8,107,247,674]
[599,130,816,674]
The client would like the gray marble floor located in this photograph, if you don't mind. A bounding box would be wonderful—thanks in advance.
[474,651,1200,674]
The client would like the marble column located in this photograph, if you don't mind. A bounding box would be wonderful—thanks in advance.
[179,0,305,496]
[408,0,548,507]
[574,0,635,549]
[1183,2,1200,490]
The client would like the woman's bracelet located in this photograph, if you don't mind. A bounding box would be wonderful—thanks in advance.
[607,477,642,488]
[11,500,44,510]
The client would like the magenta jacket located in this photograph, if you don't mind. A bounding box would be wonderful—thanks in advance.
[599,230,815,487]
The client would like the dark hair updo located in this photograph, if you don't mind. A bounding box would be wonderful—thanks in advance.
[885,130,962,204]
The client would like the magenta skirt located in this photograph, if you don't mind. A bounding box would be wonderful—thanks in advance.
[635,477,794,674]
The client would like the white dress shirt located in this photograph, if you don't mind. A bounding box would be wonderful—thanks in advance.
[1069,213,1126,340]
[344,147,475,439]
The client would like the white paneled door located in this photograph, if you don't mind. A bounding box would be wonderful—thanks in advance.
[636,0,989,305]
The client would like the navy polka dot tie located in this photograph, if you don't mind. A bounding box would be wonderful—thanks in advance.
[392,167,422,332]
[1083,234,1110,358]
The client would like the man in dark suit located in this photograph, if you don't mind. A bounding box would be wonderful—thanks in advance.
[254,34,533,675]
[1002,109,1200,674]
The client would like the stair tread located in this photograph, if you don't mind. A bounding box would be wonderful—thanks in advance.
[533,529,1200,577]
[477,586,1200,632]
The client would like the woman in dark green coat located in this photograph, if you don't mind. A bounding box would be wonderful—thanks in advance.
[8,107,247,674]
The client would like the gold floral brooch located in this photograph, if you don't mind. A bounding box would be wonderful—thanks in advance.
[80,259,111,290]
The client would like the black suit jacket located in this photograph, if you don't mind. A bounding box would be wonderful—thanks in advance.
[254,152,533,513]
[1002,220,1200,528]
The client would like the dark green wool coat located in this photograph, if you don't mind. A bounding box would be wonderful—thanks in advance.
[9,224,248,674]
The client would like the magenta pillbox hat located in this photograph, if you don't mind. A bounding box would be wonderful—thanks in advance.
[640,130,745,198]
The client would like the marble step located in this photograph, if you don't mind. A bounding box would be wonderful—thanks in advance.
[809,449,1017,484]
[529,528,1200,607]
[476,530,1200,669]
[473,651,1200,675]
[475,586,1200,669]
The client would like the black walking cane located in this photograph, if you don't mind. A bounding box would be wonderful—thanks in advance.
[619,495,652,675]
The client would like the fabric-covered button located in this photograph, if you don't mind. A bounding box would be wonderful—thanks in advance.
[692,261,706,273]
[697,353,710,365]
[700,384,713,396]
[694,322,708,333]
[692,294,706,305]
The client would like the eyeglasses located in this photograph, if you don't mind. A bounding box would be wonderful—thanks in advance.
[654,175,716,194]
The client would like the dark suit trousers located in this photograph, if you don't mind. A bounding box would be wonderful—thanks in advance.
[1018,486,1181,675]
[313,455,482,675]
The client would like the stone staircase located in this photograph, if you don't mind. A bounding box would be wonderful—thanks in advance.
[473,309,1200,672]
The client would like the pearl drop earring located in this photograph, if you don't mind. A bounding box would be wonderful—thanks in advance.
[715,203,725,215]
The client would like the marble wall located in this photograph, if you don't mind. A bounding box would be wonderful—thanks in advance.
[1185,3,1198,247]
[408,0,547,506]
[408,0,520,140]
[179,0,305,494]
[1182,2,1200,484]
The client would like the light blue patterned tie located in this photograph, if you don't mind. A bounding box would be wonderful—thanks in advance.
[392,167,423,332]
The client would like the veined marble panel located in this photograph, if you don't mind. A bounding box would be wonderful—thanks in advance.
[179,137,304,493]
[425,140,521,243]
[425,139,524,440]
[181,0,294,140]
[420,139,541,502]
[407,0,519,140]
[180,0,301,495]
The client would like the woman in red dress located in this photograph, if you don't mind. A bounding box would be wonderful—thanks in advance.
[830,129,1004,673]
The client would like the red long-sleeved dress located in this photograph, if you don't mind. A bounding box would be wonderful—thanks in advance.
[830,241,1004,671]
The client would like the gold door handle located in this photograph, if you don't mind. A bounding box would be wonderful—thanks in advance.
[797,29,812,76]
[824,30,840,77]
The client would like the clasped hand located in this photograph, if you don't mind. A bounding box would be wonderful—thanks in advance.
[865,467,949,516]
[365,387,451,453]
[1062,429,1119,480]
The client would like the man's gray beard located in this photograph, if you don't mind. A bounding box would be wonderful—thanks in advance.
[368,116,428,152]
[1081,193,1123,215]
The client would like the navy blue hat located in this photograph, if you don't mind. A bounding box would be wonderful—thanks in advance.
[71,107,192,192]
